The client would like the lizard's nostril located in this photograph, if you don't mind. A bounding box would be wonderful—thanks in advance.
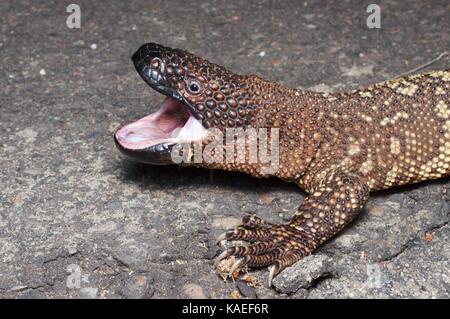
[150,58,160,70]
[132,42,164,70]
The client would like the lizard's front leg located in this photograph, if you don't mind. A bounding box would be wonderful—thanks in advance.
[216,171,369,286]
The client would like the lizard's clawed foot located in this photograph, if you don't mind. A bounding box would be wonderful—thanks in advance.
[215,214,307,286]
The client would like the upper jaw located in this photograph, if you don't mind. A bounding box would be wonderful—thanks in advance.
[132,45,198,118]
[134,57,182,102]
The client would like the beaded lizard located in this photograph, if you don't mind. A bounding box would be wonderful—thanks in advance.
[115,43,450,285]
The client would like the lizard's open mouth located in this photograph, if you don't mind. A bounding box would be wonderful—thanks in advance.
[114,97,206,164]
[114,44,207,164]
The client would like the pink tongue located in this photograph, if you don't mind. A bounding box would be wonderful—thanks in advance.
[119,115,169,142]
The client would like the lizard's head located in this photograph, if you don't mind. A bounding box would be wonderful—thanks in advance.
[115,43,258,165]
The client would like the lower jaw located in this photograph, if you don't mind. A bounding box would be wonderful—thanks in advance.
[114,133,175,165]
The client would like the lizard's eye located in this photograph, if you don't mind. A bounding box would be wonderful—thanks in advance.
[186,79,202,95]
[190,83,199,92]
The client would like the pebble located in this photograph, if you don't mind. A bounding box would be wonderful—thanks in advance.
[120,274,153,299]
[182,283,206,299]
[272,254,333,294]
[236,280,257,299]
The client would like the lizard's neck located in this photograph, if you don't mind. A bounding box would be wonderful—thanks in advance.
[187,75,334,181]
[246,76,327,181]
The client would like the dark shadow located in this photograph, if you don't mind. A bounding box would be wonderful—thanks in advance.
[114,157,302,195]
[371,178,449,199]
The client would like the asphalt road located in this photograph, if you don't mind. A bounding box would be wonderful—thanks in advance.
[0,0,449,298]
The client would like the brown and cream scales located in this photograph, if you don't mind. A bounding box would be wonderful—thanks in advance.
[115,43,450,285]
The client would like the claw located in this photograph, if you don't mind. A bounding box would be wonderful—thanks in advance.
[214,249,231,267]
[216,227,240,245]
[268,264,277,287]
[216,232,227,245]
[229,258,244,277]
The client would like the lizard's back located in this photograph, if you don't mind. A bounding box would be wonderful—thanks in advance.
[307,70,450,192]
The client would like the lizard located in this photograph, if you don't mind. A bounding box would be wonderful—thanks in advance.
[114,43,450,286]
